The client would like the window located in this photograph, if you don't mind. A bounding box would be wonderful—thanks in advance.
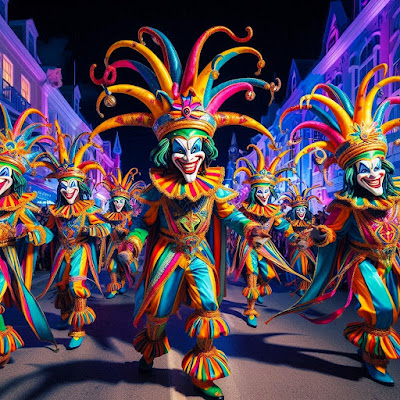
[332,73,342,88]
[2,54,13,85]
[359,35,380,93]
[360,0,370,10]
[0,1,6,20]
[291,73,297,93]
[393,45,400,93]
[326,16,339,53]
[21,75,30,102]
[28,32,35,57]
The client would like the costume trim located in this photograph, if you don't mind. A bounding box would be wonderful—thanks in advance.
[241,201,280,217]
[49,200,96,218]
[0,193,36,212]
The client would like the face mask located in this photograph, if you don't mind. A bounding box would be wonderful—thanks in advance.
[172,137,205,183]
[255,186,271,206]
[296,206,306,220]
[60,179,80,204]
[356,157,385,196]
[0,166,13,197]
[113,197,126,212]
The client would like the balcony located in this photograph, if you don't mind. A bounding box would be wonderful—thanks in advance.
[1,79,31,113]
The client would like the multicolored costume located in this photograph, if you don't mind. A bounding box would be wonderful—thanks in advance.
[100,168,145,298]
[231,145,307,327]
[0,105,55,365]
[272,64,400,385]
[35,122,111,349]
[280,183,321,295]
[90,25,280,399]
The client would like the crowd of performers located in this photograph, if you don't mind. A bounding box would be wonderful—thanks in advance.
[1,25,400,399]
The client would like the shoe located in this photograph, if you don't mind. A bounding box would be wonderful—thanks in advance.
[105,291,117,299]
[118,286,127,294]
[193,380,224,400]
[364,361,394,386]
[256,296,264,304]
[56,318,70,330]
[138,356,153,373]
[246,315,257,328]
[67,336,84,350]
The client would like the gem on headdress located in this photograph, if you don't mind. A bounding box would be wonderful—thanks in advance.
[182,106,192,118]
[246,91,256,101]
[104,95,117,108]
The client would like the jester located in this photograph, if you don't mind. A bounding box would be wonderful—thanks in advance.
[0,104,56,366]
[90,25,280,399]
[231,145,308,327]
[35,122,111,350]
[280,182,321,295]
[271,64,400,385]
[99,168,146,298]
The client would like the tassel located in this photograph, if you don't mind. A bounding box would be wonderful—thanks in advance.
[0,326,24,356]
[258,284,272,296]
[185,310,229,339]
[182,345,230,381]
[242,286,260,300]
[133,328,170,359]
[106,272,121,292]
[344,322,400,360]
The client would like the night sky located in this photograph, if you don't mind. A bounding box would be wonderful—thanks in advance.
[9,0,336,177]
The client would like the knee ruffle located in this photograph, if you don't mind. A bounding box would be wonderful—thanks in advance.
[258,284,272,296]
[185,310,229,339]
[68,298,96,328]
[133,329,170,359]
[0,326,24,356]
[182,345,230,381]
[344,322,400,360]
[242,286,260,300]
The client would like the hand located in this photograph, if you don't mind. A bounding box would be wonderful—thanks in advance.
[296,239,309,250]
[310,227,327,244]
[249,226,270,248]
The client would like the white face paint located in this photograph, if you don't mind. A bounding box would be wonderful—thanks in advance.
[113,197,126,212]
[60,179,80,204]
[0,166,13,197]
[356,157,385,196]
[172,137,205,183]
[296,206,306,220]
[255,186,271,206]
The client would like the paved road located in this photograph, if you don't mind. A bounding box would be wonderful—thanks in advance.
[0,271,399,400]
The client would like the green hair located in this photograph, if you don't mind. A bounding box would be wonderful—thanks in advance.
[13,171,27,197]
[339,159,399,199]
[150,130,218,169]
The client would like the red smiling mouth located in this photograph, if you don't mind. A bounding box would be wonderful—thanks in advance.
[177,159,199,174]
[63,189,78,199]
[362,176,383,188]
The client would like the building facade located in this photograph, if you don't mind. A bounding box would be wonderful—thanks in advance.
[0,0,114,206]
[251,0,400,208]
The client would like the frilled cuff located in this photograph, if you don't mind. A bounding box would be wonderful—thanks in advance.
[27,226,47,245]
[133,328,170,359]
[185,310,229,339]
[243,222,261,245]
[126,235,144,256]
[311,225,336,247]
[89,223,111,238]
[0,326,24,356]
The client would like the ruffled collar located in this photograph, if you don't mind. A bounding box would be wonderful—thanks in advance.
[49,200,95,218]
[289,219,312,228]
[0,192,36,211]
[149,166,225,201]
[242,200,280,217]
[334,192,400,211]
[103,211,131,221]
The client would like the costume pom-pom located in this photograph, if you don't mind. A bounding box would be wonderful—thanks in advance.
[242,286,260,300]
[68,306,96,328]
[133,329,170,359]
[0,326,24,356]
[185,311,229,339]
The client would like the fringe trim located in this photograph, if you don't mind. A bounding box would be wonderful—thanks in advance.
[133,328,170,359]
[0,326,24,356]
[244,309,259,317]
[344,322,400,360]
[54,288,73,313]
[258,284,272,296]
[182,345,230,381]
[185,311,230,339]
[311,225,336,247]
[68,306,96,328]
[242,286,260,300]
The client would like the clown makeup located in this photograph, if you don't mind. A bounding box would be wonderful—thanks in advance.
[255,186,271,206]
[60,178,80,204]
[356,157,385,196]
[0,166,13,197]
[113,197,126,212]
[172,136,205,183]
[296,206,306,220]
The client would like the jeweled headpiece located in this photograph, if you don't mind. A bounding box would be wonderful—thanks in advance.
[280,183,322,208]
[280,64,400,170]
[233,144,291,188]
[32,121,106,180]
[100,167,146,200]
[89,26,280,146]
[0,103,52,174]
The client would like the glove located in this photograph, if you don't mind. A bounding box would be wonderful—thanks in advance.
[310,228,327,244]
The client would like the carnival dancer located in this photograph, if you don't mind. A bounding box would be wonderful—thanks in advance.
[35,121,111,350]
[0,104,55,365]
[280,183,321,295]
[231,145,308,327]
[100,168,145,298]
[90,25,280,399]
[269,64,400,385]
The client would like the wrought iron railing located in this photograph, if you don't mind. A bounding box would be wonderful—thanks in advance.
[1,79,31,112]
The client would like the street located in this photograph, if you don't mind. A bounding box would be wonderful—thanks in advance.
[0,271,399,400]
